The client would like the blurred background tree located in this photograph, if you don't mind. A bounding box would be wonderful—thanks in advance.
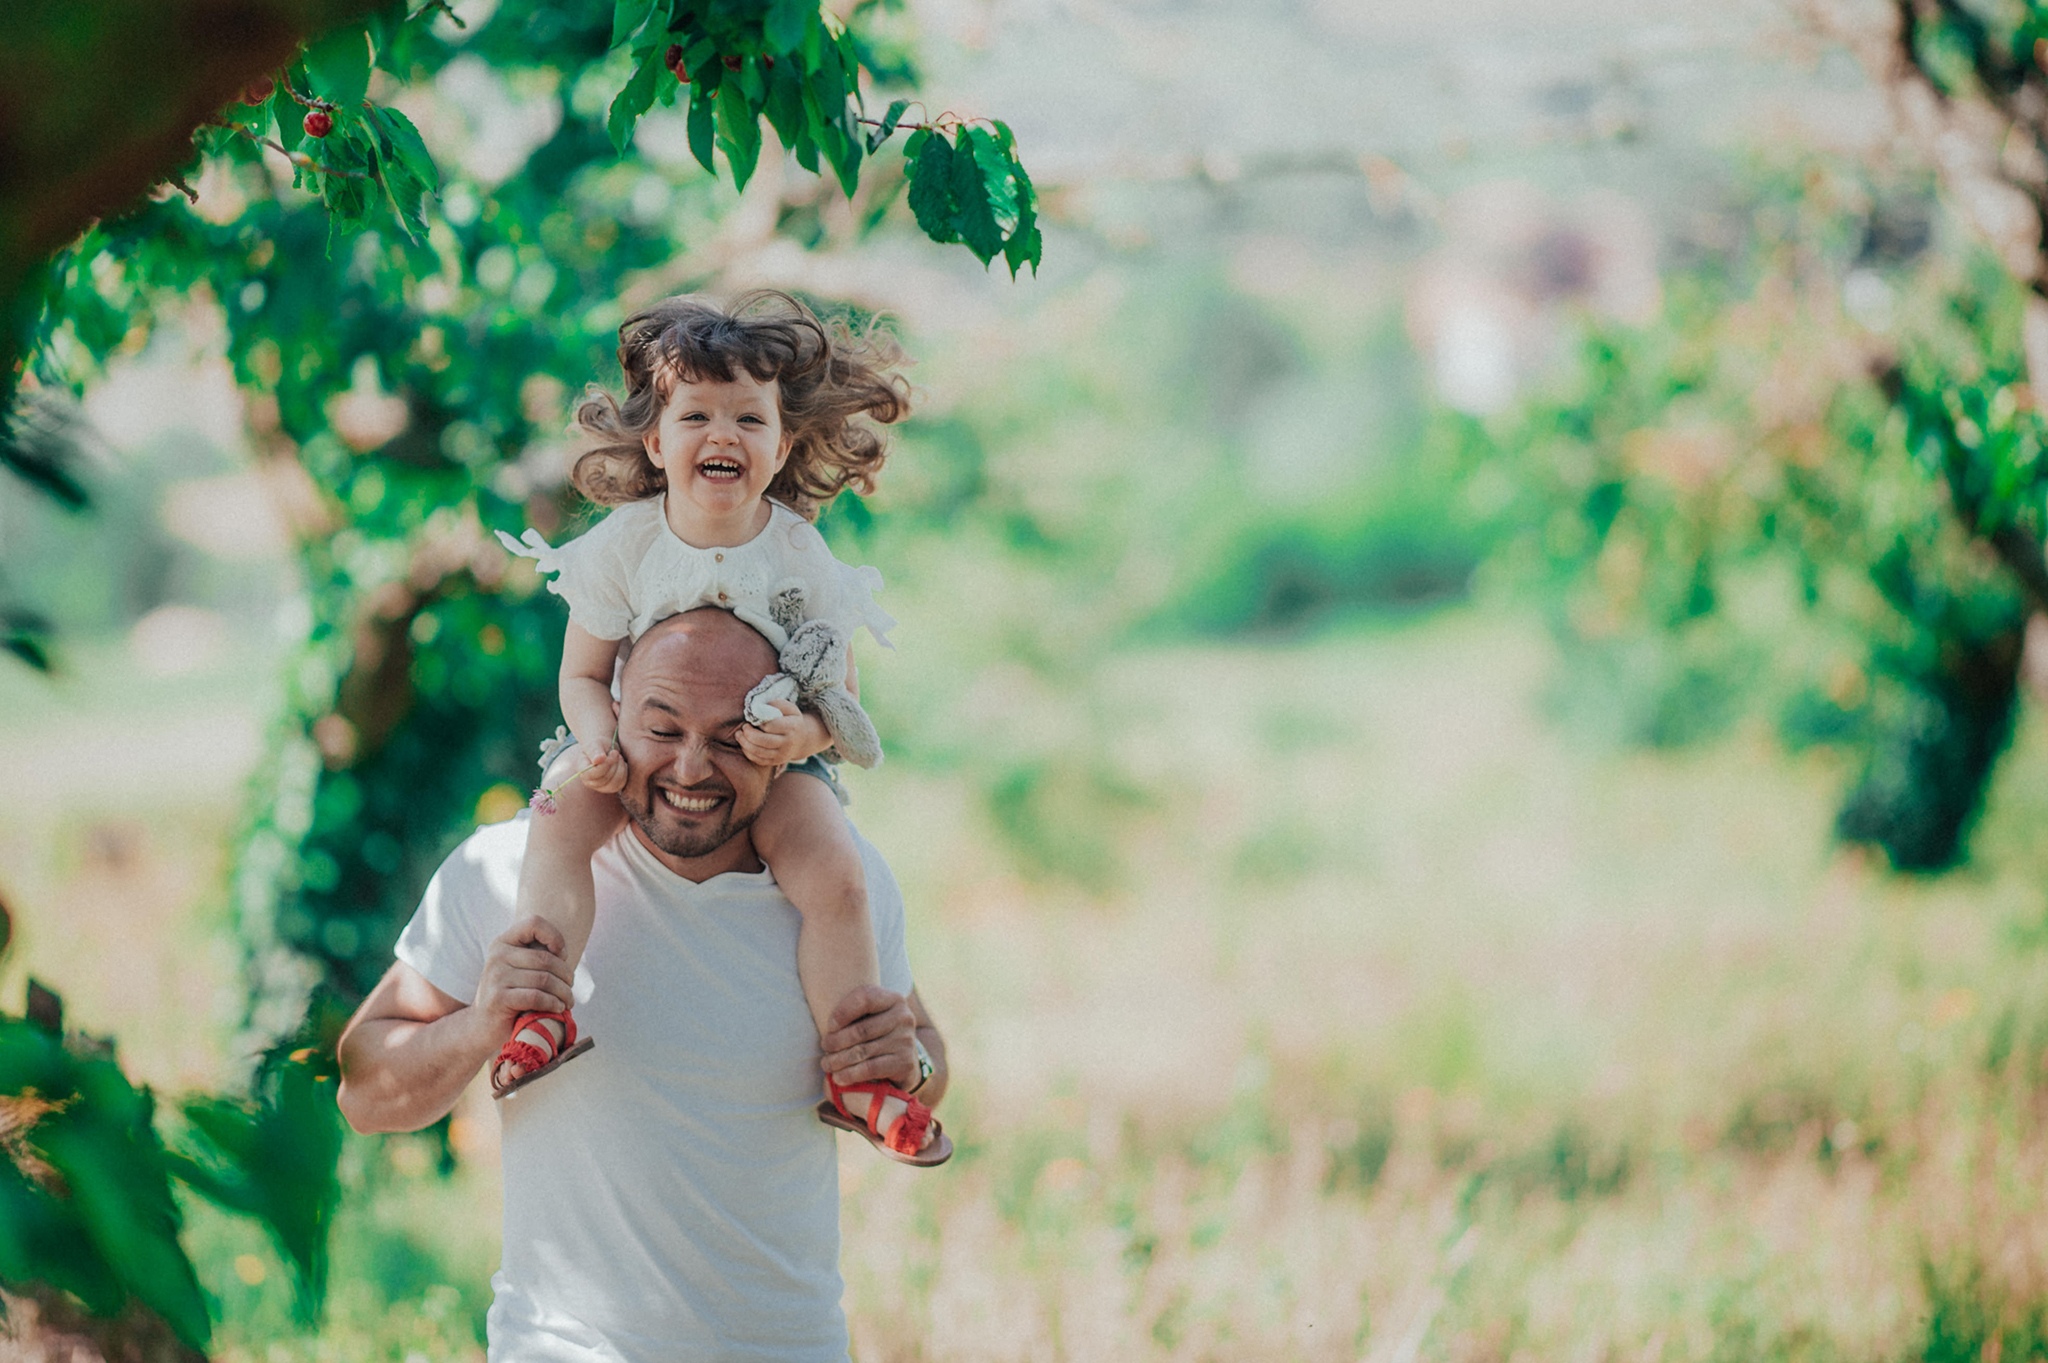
[1454,1,2048,872]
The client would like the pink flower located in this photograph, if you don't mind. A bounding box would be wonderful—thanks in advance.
[529,788,559,816]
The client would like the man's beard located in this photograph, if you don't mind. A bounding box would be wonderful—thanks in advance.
[620,779,760,859]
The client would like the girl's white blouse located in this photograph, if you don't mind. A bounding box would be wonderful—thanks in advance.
[495,497,895,653]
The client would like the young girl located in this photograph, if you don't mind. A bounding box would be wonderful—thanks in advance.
[491,290,942,1164]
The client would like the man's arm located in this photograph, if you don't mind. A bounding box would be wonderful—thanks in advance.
[819,985,948,1107]
[337,915,576,1134]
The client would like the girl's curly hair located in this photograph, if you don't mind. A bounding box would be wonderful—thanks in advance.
[571,290,911,520]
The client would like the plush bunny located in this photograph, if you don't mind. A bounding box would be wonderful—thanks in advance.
[743,582,884,768]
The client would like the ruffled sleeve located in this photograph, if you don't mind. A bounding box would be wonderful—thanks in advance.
[833,558,897,650]
[774,509,896,650]
[495,504,650,642]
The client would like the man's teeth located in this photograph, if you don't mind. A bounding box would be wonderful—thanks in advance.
[663,790,719,812]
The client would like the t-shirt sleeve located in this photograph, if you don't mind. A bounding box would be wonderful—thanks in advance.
[853,831,913,996]
[393,818,527,1005]
[496,503,649,642]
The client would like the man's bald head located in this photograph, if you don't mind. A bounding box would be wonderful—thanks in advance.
[613,608,780,874]
[622,607,777,702]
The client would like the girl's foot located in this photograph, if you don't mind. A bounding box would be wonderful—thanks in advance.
[492,1011,594,1098]
[818,1076,952,1167]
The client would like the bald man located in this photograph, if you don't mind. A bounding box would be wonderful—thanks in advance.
[337,607,947,1362]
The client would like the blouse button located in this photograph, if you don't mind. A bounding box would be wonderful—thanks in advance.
[715,553,724,562]
[718,591,729,602]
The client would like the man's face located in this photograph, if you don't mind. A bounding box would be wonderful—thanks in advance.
[614,615,777,862]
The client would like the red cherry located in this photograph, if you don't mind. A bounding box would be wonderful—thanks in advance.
[722,54,741,70]
[240,76,275,105]
[665,43,682,68]
[763,55,774,68]
[303,109,334,138]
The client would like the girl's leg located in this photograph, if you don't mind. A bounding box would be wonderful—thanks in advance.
[754,773,930,1153]
[494,748,623,1091]
[753,772,879,1036]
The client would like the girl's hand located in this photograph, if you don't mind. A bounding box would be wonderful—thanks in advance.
[579,740,628,795]
[738,700,832,768]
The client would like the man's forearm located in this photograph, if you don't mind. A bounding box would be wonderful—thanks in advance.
[337,1005,498,1134]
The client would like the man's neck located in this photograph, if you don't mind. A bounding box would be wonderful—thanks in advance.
[627,819,765,881]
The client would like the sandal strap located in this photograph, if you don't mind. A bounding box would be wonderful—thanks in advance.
[501,1010,575,1065]
[827,1077,931,1145]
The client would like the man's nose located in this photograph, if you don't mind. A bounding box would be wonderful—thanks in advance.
[668,737,715,784]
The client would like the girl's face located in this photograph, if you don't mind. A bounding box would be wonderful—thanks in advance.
[645,371,792,525]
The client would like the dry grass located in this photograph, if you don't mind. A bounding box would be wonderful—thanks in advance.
[10,610,2048,1359]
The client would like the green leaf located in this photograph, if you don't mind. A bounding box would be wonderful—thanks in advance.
[688,89,718,174]
[0,1022,212,1350]
[611,0,660,47]
[907,130,958,244]
[608,47,665,154]
[866,97,910,154]
[370,105,438,192]
[171,1052,343,1325]
[949,128,1004,263]
[1002,190,1041,279]
[304,24,372,108]
[968,124,1019,221]
[739,55,766,103]
[766,0,812,53]
[764,61,805,148]
[903,125,929,159]
[716,79,762,190]
[271,83,304,152]
[820,119,861,198]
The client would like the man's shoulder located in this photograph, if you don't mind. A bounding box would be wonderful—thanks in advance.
[430,814,532,910]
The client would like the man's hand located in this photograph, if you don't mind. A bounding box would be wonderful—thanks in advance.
[819,984,919,1092]
[478,916,576,1029]
[738,698,832,769]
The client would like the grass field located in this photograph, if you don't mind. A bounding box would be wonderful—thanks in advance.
[9,606,2048,1360]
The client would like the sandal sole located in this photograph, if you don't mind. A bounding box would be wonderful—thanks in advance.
[815,1100,954,1167]
[493,1037,595,1100]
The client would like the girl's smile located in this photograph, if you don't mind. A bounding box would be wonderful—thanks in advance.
[644,372,792,545]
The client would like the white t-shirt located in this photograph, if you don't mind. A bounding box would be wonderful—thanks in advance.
[393,812,914,1363]
[496,498,897,655]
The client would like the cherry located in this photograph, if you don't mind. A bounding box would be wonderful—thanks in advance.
[240,76,275,105]
[303,109,334,139]
[666,44,689,81]
[722,54,741,70]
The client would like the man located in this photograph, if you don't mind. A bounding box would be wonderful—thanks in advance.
[336,607,946,1361]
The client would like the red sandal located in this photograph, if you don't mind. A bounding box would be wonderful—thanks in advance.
[816,1076,953,1167]
[492,1010,595,1099]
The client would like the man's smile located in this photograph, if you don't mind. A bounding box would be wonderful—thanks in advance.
[661,788,724,813]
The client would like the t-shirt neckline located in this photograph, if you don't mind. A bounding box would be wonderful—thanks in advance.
[615,819,778,890]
